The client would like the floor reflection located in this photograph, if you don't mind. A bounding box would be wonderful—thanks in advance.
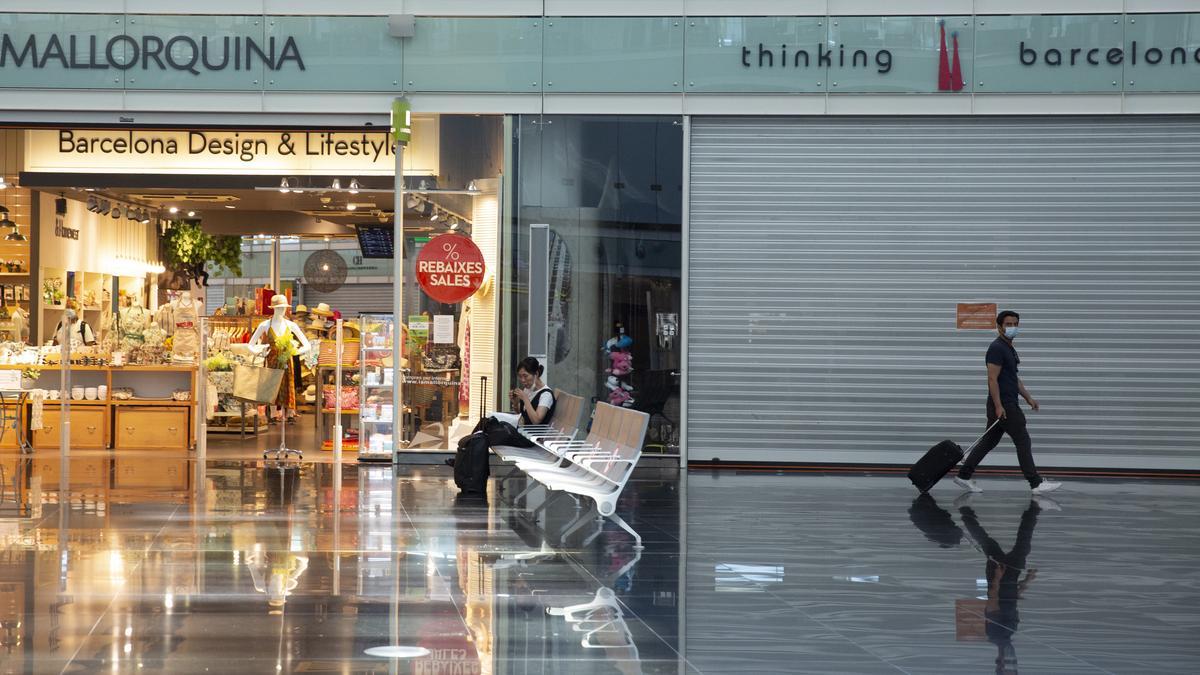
[2,458,1197,673]
[0,455,680,674]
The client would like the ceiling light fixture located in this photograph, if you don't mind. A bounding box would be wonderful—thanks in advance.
[349,179,360,194]
[331,178,341,190]
[406,195,420,209]
[448,217,460,230]
[5,226,27,241]
[346,203,357,211]
[187,210,196,217]
[429,210,440,222]
[466,180,479,193]
[168,206,179,214]
[225,205,236,209]
[279,177,291,193]
[0,176,8,189]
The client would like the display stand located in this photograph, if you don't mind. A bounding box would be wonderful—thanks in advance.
[264,404,302,461]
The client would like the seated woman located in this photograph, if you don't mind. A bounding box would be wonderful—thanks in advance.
[501,356,556,427]
[447,357,555,466]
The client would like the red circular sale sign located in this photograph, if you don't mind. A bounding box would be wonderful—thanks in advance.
[415,234,486,304]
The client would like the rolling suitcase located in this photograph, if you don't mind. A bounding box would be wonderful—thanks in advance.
[908,420,1001,493]
[454,432,490,495]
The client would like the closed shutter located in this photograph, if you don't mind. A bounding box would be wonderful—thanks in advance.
[304,283,394,318]
[688,116,1200,470]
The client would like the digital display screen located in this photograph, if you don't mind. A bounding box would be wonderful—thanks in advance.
[356,224,394,259]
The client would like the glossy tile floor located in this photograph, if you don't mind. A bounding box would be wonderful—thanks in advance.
[0,453,1197,674]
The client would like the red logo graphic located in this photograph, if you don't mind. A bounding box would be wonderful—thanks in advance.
[938,20,964,92]
[415,233,486,304]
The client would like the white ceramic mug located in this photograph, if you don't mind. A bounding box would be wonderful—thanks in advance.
[98,385,108,400]
[85,387,98,400]
[71,387,84,400]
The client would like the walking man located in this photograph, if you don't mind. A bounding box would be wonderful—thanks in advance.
[954,311,1062,494]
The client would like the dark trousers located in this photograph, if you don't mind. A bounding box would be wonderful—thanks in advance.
[958,398,1042,487]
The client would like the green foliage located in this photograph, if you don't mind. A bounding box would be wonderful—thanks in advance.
[203,354,233,372]
[273,331,297,369]
[161,220,243,277]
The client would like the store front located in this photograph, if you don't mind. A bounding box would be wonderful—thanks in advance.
[1,4,1198,470]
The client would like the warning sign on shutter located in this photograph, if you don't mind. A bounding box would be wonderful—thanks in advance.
[956,303,997,329]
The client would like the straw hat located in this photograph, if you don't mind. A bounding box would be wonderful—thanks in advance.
[309,315,329,329]
[269,294,289,309]
[311,302,334,317]
[294,304,309,315]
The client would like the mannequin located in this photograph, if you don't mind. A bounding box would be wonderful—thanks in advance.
[248,294,312,458]
[171,290,204,362]
[118,291,150,348]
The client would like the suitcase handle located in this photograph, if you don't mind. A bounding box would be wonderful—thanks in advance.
[965,419,1003,454]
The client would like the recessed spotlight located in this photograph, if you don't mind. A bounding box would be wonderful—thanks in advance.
[168,206,179,214]
[331,178,341,191]
[349,179,360,194]
[224,205,236,209]
[346,204,357,211]
[186,210,196,217]
[279,177,291,193]
[323,235,331,242]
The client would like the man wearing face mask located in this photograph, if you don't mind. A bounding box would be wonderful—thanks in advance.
[954,310,1062,495]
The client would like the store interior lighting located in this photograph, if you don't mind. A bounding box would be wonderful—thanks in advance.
[279,177,292,193]
[349,179,360,194]
[448,217,460,230]
[331,178,341,190]
[406,195,420,209]
[187,210,196,217]
[168,206,179,214]
[0,176,8,189]
[466,180,479,193]
[347,203,357,211]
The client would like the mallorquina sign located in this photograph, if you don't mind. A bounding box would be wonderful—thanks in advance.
[0,33,304,74]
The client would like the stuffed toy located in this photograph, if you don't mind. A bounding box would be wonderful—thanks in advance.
[603,334,633,353]
[606,350,634,376]
[605,375,635,407]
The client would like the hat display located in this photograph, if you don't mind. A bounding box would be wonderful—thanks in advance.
[269,294,290,309]
[294,304,309,314]
[311,303,334,317]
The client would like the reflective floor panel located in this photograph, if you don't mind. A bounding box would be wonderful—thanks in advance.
[0,453,1197,674]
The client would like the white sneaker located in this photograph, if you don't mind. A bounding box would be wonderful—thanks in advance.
[953,476,983,493]
[1032,495,1062,512]
[1031,480,1062,495]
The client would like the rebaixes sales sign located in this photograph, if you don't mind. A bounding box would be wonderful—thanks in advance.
[415,234,486,305]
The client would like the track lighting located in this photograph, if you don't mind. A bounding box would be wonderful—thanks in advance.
[406,195,420,210]
[349,179,360,194]
[331,178,341,190]
[168,206,179,214]
[448,217,460,230]
[467,180,479,193]
[430,210,440,222]
[279,177,291,193]
[347,203,357,211]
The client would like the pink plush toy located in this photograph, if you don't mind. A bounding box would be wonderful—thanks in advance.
[606,350,634,376]
[605,375,635,407]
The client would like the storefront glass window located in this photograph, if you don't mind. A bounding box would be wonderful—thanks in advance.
[504,115,683,454]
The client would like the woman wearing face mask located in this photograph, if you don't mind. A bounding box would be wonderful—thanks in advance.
[507,356,555,426]
[446,357,555,468]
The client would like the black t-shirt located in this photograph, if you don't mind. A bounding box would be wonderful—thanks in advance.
[986,337,1021,405]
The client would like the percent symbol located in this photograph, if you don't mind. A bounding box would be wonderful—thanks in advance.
[443,242,460,260]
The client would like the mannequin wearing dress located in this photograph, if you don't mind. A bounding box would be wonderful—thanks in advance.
[118,292,150,351]
[248,296,312,422]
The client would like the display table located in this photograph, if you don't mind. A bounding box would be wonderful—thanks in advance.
[0,364,198,451]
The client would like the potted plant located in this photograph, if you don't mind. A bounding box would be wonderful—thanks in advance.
[21,366,40,389]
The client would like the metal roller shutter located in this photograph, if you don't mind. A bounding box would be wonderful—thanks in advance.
[304,283,394,318]
[687,116,1200,470]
